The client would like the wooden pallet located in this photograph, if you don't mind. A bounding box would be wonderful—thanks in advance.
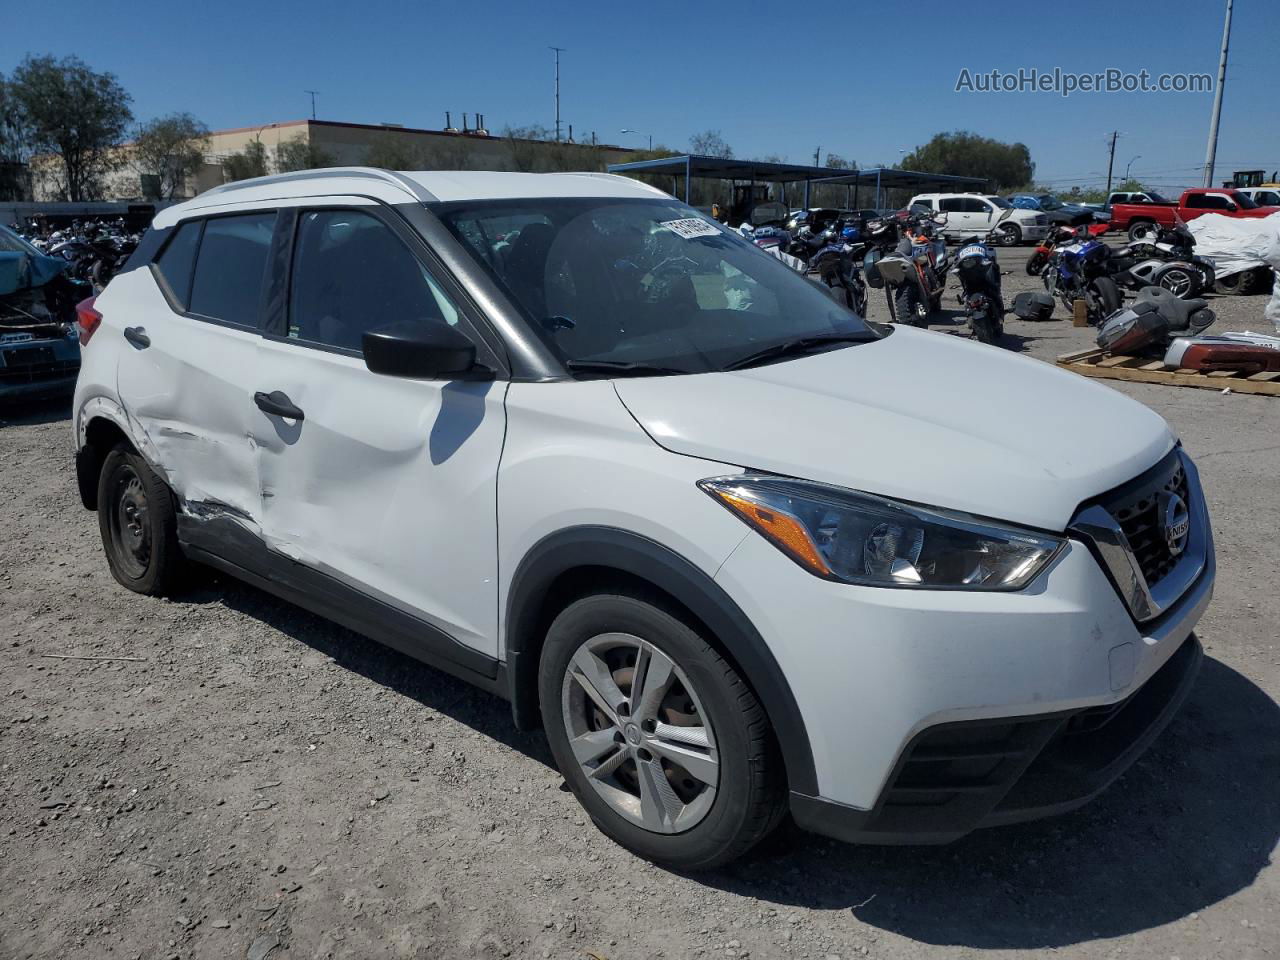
[1056,348,1280,396]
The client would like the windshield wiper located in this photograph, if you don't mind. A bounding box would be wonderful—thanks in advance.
[721,333,872,371]
[565,359,693,378]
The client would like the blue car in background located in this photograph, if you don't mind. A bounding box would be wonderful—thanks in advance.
[0,224,85,402]
[1008,194,1104,226]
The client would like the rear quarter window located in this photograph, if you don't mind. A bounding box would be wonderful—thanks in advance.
[188,213,276,327]
[152,220,202,308]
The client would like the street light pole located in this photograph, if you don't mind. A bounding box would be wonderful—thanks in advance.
[1124,155,1142,181]
[1202,0,1233,187]
[549,47,565,142]
[621,129,652,151]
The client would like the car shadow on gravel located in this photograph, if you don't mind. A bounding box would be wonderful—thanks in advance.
[0,396,72,427]
[212,577,556,767]
[705,655,1280,949]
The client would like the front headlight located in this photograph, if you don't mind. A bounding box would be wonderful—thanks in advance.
[700,474,1064,590]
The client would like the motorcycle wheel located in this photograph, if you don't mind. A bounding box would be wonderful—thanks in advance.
[894,285,928,326]
[1156,267,1200,299]
[971,315,999,345]
[1086,276,1122,321]
[1025,250,1048,276]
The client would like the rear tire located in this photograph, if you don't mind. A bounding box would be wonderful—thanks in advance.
[971,315,999,345]
[895,285,928,326]
[1127,220,1157,243]
[97,445,187,596]
[539,590,785,871]
[1214,269,1259,295]
[1086,276,1122,320]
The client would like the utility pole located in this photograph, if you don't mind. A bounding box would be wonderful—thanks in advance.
[1202,0,1233,187]
[304,90,319,120]
[1104,130,1118,195]
[549,46,565,141]
[814,146,821,166]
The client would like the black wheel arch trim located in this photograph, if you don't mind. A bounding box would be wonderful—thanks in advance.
[504,525,819,795]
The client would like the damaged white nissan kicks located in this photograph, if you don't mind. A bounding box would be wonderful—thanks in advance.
[73,169,1213,869]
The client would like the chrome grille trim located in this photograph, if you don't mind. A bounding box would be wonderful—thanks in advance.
[1069,448,1208,623]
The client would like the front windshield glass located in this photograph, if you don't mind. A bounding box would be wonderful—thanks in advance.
[435,198,876,374]
[1036,194,1064,210]
[0,225,40,255]
[986,196,1013,209]
[1230,191,1259,209]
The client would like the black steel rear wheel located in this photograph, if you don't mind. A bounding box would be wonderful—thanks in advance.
[97,445,187,595]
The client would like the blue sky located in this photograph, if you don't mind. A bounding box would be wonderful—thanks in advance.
[5,0,1277,191]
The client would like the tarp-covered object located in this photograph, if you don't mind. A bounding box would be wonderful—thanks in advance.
[1187,211,1280,280]
[0,250,68,297]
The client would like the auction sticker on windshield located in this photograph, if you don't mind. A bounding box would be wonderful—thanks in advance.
[660,218,722,239]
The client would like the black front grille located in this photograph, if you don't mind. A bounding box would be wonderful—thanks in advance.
[1107,456,1188,590]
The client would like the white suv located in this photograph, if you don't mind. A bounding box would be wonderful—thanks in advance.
[910,193,1050,246]
[73,168,1213,868]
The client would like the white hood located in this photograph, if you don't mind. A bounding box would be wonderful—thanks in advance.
[613,326,1174,531]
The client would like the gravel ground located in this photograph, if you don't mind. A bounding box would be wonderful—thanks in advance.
[1,258,1278,960]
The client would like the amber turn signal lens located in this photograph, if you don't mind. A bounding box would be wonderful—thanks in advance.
[710,488,832,577]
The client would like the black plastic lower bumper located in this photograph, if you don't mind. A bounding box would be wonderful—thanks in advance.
[791,633,1202,845]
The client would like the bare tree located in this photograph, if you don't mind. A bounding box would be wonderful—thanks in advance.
[132,112,210,199]
[689,130,733,159]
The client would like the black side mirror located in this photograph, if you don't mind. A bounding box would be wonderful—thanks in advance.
[362,322,492,380]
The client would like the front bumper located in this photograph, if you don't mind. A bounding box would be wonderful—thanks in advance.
[791,632,1201,844]
[712,455,1215,843]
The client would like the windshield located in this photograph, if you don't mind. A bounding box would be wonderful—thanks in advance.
[1229,191,1259,209]
[435,198,876,374]
[986,196,1013,209]
[0,225,41,256]
[1036,194,1065,210]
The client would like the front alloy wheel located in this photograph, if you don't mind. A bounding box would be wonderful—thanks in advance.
[562,634,719,833]
[539,591,784,869]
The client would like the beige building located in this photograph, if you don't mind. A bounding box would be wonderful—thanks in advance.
[32,119,635,202]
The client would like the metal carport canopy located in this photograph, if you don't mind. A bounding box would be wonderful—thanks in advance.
[605,154,845,205]
[811,168,990,208]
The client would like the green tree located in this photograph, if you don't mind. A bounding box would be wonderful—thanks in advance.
[275,134,336,173]
[132,112,210,199]
[364,131,423,170]
[0,74,34,200]
[689,129,732,158]
[902,131,1034,191]
[222,139,269,182]
[9,54,133,201]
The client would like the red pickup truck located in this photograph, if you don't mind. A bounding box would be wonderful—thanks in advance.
[1110,188,1280,241]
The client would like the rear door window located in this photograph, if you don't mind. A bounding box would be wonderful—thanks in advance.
[188,213,276,327]
[153,220,202,309]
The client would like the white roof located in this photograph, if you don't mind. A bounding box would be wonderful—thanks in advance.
[156,167,670,226]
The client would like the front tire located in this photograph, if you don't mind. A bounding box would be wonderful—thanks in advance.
[1127,220,1157,243]
[1025,250,1048,276]
[997,224,1022,247]
[539,590,784,870]
[97,445,187,595]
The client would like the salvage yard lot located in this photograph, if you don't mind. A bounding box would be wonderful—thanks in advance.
[2,268,1278,959]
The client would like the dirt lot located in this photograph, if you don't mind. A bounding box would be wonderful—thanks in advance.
[2,260,1278,960]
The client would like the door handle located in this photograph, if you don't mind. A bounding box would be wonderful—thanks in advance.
[253,390,305,421]
[123,326,150,349]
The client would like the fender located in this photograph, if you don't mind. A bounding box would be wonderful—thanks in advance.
[74,397,138,510]
[504,525,819,795]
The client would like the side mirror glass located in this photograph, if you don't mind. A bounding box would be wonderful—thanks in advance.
[362,322,492,380]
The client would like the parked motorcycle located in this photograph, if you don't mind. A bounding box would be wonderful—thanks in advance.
[1108,218,1215,300]
[809,221,869,316]
[1025,223,1109,276]
[953,235,1005,345]
[871,213,949,326]
[1042,229,1122,323]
